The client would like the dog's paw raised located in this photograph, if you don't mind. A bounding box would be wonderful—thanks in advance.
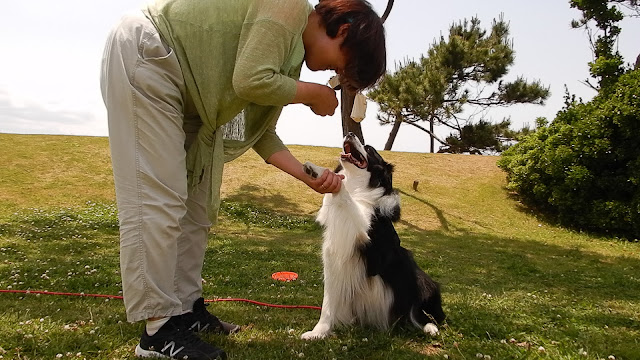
[303,162,320,179]
[423,323,439,336]
[301,330,330,340]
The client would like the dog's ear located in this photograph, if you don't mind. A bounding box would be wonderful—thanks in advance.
[386,162,394,174]
[369,163,394,194]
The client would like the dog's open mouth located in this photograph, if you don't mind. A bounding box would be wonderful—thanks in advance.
[341,141,367,169]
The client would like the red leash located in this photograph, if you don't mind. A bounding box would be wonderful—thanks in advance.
[0,289,321,311]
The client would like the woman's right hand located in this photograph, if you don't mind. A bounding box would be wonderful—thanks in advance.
[306,168,344,194]
[292,81,338,116]
[307,84,338,116]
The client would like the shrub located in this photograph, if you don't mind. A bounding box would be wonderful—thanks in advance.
[498,70,640,239]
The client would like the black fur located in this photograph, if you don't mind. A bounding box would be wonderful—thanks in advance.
[359,144,446,327]
[364,145,395,196]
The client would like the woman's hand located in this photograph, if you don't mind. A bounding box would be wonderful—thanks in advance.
[306,168,344,194]
[307,85,338,116]
[292,81,338,116]
[266,150,344,194]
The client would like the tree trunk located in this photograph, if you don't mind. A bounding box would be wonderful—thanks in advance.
[341,89,364,143]
[429,118,435,153]
[384,118,402,150]
[635,53,640,70]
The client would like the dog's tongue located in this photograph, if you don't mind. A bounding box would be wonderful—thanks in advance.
[341,142,351,160]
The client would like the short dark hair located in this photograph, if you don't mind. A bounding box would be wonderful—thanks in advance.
[315,0,387,91]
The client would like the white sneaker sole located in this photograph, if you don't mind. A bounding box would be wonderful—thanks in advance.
[135,344,170,358]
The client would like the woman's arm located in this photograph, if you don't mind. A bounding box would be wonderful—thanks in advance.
[291,81,339,116]
[266,149,343,193]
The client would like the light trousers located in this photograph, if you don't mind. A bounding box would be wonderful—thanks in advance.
[100,10,211,323]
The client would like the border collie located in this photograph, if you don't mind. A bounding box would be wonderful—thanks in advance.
[301,133,445,340]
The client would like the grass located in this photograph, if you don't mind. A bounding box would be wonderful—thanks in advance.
[0,133,639,359]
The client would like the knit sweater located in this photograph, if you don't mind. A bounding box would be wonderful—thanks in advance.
[146,0,312,223]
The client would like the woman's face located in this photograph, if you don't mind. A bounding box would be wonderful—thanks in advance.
[304,18,349,75]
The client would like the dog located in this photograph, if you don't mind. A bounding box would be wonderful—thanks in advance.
[301,133,445,340]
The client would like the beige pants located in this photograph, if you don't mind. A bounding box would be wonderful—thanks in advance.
[100,10,211,323]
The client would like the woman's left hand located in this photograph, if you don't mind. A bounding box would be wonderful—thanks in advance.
[264,150,344,194]
[308,169,344,194]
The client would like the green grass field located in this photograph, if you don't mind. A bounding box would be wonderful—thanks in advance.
[0,133,638,359]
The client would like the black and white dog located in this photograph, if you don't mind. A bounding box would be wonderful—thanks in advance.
[301,133,445,340]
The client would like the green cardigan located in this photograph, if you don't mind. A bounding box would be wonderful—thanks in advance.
[146,0,312,223]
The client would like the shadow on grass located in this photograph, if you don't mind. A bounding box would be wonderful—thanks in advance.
[2,196,639,358]
[405,228,640,302]
[225,184,318,217]
[204,191,640,357]
[0,203,119,242]
[398,189,450,232]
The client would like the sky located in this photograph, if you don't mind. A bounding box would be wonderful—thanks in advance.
[1,0,638,153]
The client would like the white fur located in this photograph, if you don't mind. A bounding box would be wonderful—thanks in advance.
[301,161,395,340]
[423,323,439,336]
[409,308,440,336]
[377,192,400,218]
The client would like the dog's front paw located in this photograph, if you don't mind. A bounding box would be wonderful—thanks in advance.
[303,162,325,179]
[301,330,331,340]
[423,323,439,336]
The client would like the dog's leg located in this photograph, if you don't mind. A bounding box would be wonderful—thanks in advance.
[301,286,335,340]
[303,161,328,180]
[423,323,439,336]
[301,161,358,340]
[409,307,440,336]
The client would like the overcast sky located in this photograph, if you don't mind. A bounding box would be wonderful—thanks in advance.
[1,0,638,153]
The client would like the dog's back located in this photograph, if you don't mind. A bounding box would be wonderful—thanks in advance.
[301,134,445,340]
[363,203,445,329]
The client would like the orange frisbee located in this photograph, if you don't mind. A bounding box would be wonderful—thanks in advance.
[271,271,298,282]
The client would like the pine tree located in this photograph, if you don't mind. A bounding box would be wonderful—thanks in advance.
[369,16,549,152]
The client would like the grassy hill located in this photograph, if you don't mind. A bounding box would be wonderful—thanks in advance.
[0,133,638,359]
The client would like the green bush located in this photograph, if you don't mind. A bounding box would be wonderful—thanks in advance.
[498,70,640,239]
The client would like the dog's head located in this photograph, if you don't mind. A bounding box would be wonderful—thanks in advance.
[339,133,395,196]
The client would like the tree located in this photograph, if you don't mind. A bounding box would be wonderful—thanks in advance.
[498,0,640,238]
[570,0,640,89]
[368,16,550,152]
[498,70,640,238]
[438,118,537,154]
[339,0,395,144]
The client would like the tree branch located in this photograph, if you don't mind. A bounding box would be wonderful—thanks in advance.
[404,121,448,145]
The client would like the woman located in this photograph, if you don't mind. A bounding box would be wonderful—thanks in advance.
[100,0,386,358]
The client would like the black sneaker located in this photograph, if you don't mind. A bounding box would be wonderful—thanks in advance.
[182,298,241,335]
[135,316,226,359]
